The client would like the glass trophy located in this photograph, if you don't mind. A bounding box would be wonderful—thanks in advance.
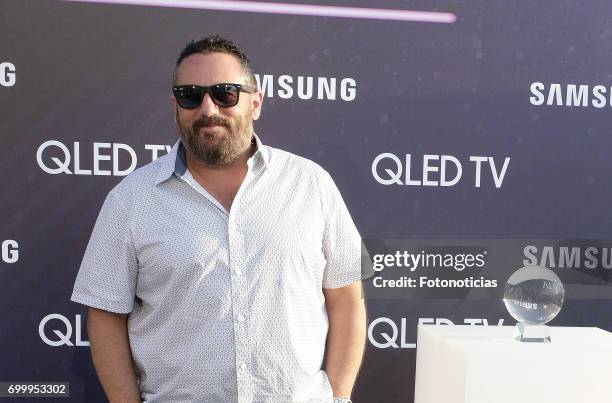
[503,265,564,343]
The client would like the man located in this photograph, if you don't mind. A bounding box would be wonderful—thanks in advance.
[71,35,366,403]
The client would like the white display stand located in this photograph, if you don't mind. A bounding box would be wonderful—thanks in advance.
[414,325,612,403]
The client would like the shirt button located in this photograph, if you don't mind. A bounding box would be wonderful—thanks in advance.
[237,314,245,323]
[239,362,247,370]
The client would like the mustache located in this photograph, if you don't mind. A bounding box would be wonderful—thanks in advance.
[192,115,230,131]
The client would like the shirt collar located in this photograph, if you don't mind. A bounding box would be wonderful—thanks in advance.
[250,132,269,171]
[155,132,269,185]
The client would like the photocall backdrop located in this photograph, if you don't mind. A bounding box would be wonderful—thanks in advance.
[1,0,612,402]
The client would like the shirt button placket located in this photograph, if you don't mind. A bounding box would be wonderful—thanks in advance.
[228,216,251,402]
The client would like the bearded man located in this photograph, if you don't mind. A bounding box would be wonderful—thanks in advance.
[71,35,365,403]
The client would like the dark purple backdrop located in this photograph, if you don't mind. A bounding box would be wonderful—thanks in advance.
[1,0,612,401]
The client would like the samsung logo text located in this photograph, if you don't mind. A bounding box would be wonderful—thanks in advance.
[2,240,18,263]
[255,74,356,101]
[1,62,16,87]
[530,82,612,108]
[523,245,612,269]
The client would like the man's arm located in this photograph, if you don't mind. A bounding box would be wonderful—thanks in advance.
[323,281,367,399]
[87,307,141,403]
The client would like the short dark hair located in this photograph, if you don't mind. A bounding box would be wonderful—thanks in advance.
[173,35,256,86]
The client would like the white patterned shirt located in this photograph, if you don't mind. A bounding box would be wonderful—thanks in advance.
[70,134,362,403]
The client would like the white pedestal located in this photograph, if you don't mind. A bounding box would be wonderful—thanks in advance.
[414,325,612,403]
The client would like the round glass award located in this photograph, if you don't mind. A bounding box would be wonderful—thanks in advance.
[503,265,564,342]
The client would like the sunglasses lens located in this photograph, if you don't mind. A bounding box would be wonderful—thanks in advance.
[175,87,203,109]
[211,84,239,107]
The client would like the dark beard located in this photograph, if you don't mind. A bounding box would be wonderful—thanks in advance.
[176,110,253,165]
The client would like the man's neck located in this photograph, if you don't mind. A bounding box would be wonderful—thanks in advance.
[184,142,256,211]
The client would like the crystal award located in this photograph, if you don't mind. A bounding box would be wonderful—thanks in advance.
[503,265,564,343]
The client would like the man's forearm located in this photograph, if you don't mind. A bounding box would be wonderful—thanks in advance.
[324,285,367,398]
[87,307,141,403]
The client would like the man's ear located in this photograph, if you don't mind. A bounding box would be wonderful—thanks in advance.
[251,91,264,121]
[171,96,178,124]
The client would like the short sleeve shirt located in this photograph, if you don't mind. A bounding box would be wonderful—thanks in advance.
[70,134,362,403]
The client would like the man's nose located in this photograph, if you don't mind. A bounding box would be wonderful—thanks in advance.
[198,92,219,117]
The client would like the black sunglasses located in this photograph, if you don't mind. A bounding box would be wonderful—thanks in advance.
[172,83,257,109]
